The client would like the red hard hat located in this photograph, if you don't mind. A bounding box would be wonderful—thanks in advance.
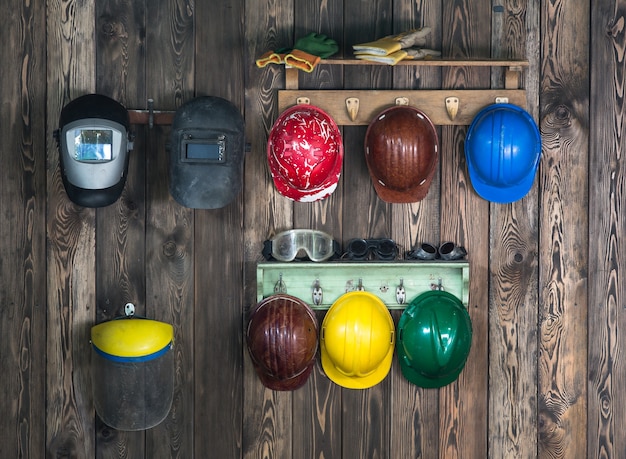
[267,104,343,202]
[246,294,319,391]
[365,105,439,203]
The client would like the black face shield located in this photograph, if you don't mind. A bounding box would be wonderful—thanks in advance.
[169,96,245,209]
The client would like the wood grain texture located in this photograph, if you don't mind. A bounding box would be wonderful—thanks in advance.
[193,1,245,458]
[539,0,590,458]
[340,2,394,458]
[93,0,148,456]
[440,0,491,457]
[389,2,442,459]
[45,0,98,457]
[489,1,541,458]
[588,1,624,458]
[290,1,344,458]
[0,0,46,458]
[242,0,295,458]
[144,0,194,457]
[0,0,620,457]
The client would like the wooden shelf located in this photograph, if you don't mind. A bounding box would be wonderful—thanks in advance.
[317,58,529,68]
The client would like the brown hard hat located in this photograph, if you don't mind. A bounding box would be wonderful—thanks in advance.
[246,294,319,391]
[364,105,439,203]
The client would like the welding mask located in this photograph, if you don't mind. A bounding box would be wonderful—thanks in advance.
[56,94,133,207]
[91,315,174,431]
[169,96,245,209]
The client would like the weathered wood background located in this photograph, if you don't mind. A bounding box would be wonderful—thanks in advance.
[1,0,620,457]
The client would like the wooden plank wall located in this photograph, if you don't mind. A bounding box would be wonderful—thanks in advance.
[1,0,623,457]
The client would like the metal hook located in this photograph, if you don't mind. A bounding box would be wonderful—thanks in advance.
[396,279,406,304]
[274,273,287,294]
[124,302,135,317]
[147,98,154,129]
[312,279,323,305]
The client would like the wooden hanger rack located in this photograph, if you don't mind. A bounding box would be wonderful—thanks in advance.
[278,58,529,125]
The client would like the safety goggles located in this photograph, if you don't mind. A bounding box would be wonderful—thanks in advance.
[406,242,467,261]
[343,238,399,261]
[263,229,340,262]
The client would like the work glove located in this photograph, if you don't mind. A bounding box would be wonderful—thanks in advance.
[352,28,432,56]
[256,32,338,71]
[355,47,441,65]
[255,47,291,68]
[293,33,339,59]
[284,49,322,73]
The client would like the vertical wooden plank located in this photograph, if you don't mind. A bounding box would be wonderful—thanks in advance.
[0,0,46,458]
[45,0,97,457]
[193,1,244,458]
[341,2,393,458]
[588,0,625,457]
[488,1,541,458]
[539,0,589,457]
[144,0,195,457]
[389,2,442,458]
[242,0,294,458]
[291,1,344,458]
[441,0,490,457]
[93,1,147,457]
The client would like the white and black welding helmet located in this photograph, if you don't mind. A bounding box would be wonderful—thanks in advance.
[57,94,133,208]
[169,96,245,209]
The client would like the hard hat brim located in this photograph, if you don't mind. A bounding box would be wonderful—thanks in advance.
[253,359,316,391]
[321,341,394,389]
[466,163,538,204]
[397,352,464,388]
[370,164,437,203]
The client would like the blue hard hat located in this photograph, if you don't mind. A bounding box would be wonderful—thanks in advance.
[465,103,541,204]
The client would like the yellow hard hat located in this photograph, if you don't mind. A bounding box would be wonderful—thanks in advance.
[320,291,395,389]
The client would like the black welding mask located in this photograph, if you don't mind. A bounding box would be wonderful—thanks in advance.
[56,94,133,208]
[169,96,245,209]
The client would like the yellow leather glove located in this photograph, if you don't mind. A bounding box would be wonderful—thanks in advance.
[256,49,289,68]
[354,48,441,65]
[352,28,431,56]
[284,49,321,73]
[355,50,408,65]
[404,48,441,60]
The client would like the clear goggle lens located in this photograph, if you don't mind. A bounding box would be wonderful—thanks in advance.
[271,229,336,262]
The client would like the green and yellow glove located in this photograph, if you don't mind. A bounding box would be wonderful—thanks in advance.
[284,49,321,73]
[256,47,291,68]
[256,33,338,71]
[293,33,339,59]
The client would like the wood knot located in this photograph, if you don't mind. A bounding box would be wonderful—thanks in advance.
[162,240,178,258]
[555,105,570,121]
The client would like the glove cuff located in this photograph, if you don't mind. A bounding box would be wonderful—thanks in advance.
[284,49,321,73]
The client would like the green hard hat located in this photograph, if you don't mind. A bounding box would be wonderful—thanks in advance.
[397,290,472,388]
